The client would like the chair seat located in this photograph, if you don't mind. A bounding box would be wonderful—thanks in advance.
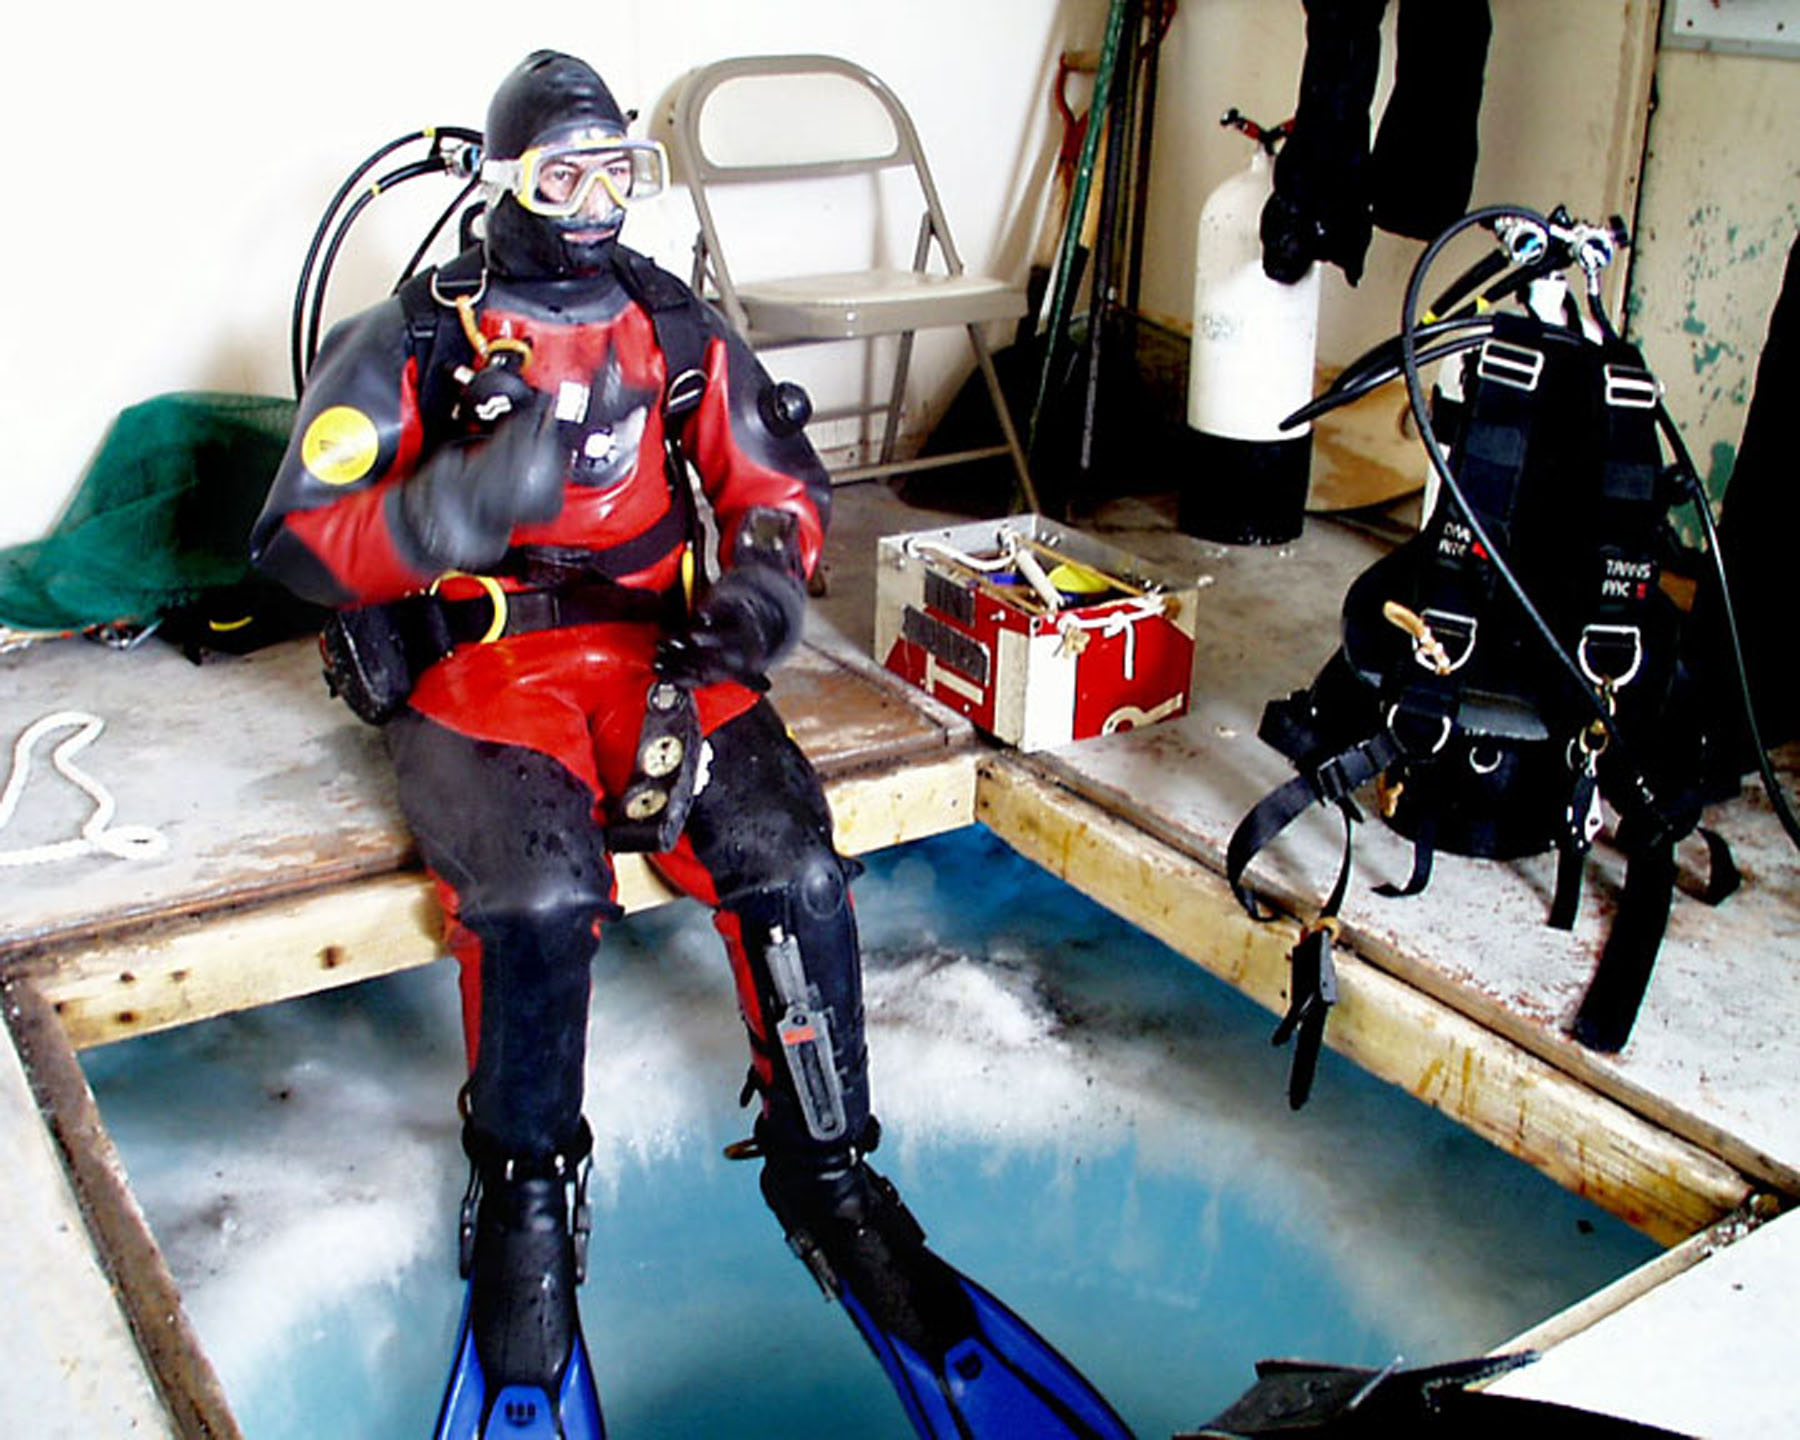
[739,269,1027,341]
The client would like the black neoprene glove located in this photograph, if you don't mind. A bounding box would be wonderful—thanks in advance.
[394,400,567,573]
[1261,0,1386,287]
[656,562,807,691]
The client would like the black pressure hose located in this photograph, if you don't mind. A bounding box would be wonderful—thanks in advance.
[398,176,483,288]
[303,156,448,376]
[1283,318,1494,428]
[291,131,431,394]
[1654,406,1800,848]
[1285,237,1596,431]
[290,127,482,394]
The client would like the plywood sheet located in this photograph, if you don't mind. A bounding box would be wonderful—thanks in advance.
[0,634,967,962]
[1489,1206,1800,1438]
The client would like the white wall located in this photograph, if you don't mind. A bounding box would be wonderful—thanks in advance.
[0,0,1105,549]
[9,1,1780,551]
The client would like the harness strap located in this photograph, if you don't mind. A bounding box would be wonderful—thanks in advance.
[1374,815,1436,899]
[396,249,486,424]
[1568,836,1676,1051]
[1270,811,1355,1110]
[610,245,711,605]
[503,496,690,585]
[1451,324,1544,573]
[612,246,709,420]
[390,576,680,682]
[1550,842,1586,931]
[1226,730,1394,919]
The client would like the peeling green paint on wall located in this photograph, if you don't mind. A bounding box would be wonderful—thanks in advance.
[1706,440,1736,504]
[1672,441,1737,548]
[1692,337,1734,374]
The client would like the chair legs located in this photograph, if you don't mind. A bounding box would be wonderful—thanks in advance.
[878,331,915,468]
[818,325,1038,513]
[966,324,1039,513]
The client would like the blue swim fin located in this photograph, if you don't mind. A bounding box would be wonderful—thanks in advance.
[432,1285,605,1439]
[764,1157,1133,1440]
[836,1251,1134,1440]
[433,1168,606,1440]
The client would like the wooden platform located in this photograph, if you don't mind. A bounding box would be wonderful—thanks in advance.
[1,606,982,1438]
[979,511,1800,1218]
[3,483,1797,1435]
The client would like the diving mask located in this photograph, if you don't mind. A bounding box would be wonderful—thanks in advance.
[482,131,669,220]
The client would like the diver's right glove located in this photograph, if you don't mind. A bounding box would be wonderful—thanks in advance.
[394,400,567,573]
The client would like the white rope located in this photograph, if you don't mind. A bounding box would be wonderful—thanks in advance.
[0,711,170,867]
[904,529,1071,613]
[903,535,1021,573]
[1054,596,1169,680]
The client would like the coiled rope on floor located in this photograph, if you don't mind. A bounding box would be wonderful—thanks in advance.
[0,711,170,867]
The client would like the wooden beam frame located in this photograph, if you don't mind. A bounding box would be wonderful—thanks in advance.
[25,750,980,1052]
[3,979,241,1439]
[974,757,1756,1247]
[4,734,1774,1440]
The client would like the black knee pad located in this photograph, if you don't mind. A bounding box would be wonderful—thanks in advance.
[793,846,851,922]
[387,714,623,934]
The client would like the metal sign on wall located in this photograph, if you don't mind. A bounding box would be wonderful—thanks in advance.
[1664,0,1800,58]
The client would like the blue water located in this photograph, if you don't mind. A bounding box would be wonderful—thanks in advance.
[82,826,1659,1438]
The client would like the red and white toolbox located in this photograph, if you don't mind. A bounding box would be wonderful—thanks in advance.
[874,515,1201,751]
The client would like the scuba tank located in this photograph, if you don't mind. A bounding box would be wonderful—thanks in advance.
[1179,111,1321,546]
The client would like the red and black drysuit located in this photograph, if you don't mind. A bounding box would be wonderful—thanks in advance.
[252,253,870,1178]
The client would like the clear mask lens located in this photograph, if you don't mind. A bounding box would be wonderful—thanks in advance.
[486,139,668,220]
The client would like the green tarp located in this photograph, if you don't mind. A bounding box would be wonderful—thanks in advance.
[0,392,297,635]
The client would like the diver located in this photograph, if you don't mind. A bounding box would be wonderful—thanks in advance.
[252,50,1131,1440]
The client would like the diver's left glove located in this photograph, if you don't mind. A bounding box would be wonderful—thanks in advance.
[657,508,808,690]
[656,564,806,692]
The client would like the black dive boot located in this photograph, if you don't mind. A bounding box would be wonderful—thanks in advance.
[434,1152,605,1439]
[759,1146,1135,1440]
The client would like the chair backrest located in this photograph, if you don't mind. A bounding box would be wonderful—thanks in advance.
[670,54,970,330]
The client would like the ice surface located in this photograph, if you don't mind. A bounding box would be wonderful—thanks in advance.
[83,827,1659,1438]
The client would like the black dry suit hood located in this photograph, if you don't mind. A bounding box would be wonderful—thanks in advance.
[483,50,631,280]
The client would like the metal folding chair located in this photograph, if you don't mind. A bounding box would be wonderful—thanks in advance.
[669,53,1034,501]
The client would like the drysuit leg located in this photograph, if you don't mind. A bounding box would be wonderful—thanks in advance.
[675,704,1133,1440]
[386,711,618,1159]
[673,699,871,1165]
[388,713,613,1433]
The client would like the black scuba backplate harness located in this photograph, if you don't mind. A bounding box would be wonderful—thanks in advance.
[1228,205,1797,1107]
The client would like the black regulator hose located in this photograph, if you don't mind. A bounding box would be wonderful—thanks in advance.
[1283,321,1494,429]
[398,176,483,288]
[1654,406,1800,850]
[304,156,448,375]
[1422,246,1510,321]
[1283,246,1586,431]
[291,127,481,394]
[292,131,431,394]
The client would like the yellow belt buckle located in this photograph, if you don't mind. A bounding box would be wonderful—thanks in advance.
[430,571,509,645]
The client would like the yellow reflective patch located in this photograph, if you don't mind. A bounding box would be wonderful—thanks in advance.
[301,405,380,486]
